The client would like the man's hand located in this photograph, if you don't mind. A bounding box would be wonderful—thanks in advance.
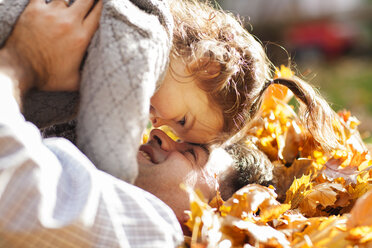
[1,0,102,93]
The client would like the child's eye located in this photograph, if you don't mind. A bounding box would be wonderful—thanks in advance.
[177,116,186,127]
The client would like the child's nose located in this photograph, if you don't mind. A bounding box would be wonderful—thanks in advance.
[150,117,165,128]
[149,129,177,152]
[149,106,165,128]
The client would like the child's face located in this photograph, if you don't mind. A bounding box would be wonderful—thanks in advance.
[150,58,224,143]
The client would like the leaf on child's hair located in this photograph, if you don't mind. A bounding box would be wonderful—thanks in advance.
[262,65,295,108]
[263,84,294,108]
[274,65,295,79]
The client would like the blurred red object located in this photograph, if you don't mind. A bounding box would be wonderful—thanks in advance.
[287,21,358,59]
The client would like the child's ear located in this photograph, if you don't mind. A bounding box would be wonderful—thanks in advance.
[187,57,221,79]
[204,60,221,79]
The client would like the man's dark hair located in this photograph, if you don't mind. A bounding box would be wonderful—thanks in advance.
[219,141,274,200]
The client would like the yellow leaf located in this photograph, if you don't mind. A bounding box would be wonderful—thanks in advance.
[347,226,372,243]
[159,125,180,141]
[274,65,295,79]
[358,159,372,171]
[142,132,149,144]
[348,179,372,200]
[291,216,348,248]
[141,124,180,144]
[183,185,211,233]
[285,174,312,209]
[260,203,291,223]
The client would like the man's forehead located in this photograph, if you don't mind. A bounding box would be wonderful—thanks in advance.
[206,147,233,173]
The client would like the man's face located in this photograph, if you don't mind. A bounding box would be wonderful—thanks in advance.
[135,129,233,228]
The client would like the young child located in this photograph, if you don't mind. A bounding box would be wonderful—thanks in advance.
[150,0,341,151]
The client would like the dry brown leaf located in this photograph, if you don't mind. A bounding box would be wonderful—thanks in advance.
[273,210,310,238]
[299,183,345,216]
[334,190,352,209]
[282,122,303,164]
[273,159,313,201]
[322,159,360,185]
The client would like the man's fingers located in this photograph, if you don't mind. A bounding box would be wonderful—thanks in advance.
[71,0,97,18]
[29,0,47,4]
[46,0,70,8]
[83,0,102,36]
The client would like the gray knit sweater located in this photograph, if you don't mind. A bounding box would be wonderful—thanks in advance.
[0,0,173,183]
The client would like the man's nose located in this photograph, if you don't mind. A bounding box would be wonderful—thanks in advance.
[149,129,178,152]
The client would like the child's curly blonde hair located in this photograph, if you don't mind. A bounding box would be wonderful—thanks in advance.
[170,0,341,151]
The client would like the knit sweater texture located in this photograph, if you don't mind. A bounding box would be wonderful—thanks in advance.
[0,0,173,183]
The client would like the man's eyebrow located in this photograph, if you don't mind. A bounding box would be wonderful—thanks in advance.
[188,142,210,155]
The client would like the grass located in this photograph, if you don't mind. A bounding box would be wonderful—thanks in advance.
[296,57,372,143]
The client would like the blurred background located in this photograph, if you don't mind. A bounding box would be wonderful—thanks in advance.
[217,0,372,143]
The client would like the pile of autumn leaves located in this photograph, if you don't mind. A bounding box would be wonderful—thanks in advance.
[183,67,372,248]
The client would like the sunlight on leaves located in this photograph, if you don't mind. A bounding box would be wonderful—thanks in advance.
[175,65,372,247]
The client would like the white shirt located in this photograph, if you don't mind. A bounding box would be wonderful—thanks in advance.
[0,77,183,247]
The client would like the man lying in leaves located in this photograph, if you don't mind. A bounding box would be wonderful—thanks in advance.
[135,128,275,234]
